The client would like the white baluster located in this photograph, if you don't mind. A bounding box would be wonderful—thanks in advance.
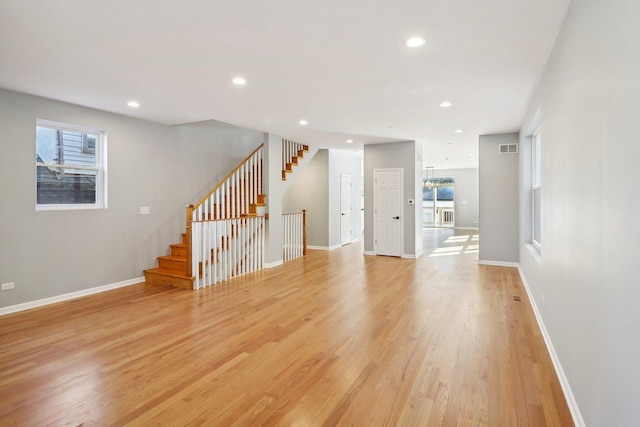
[248,158,252,212]
[240,164,245,217]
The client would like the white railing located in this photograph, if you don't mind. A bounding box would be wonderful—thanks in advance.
[186,144,264,284]
[191,145,263,222]
[441,208,454,226]
[423,206,455,227]
[191,217,265,289]
[282,211,306,262]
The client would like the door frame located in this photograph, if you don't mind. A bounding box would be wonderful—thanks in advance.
[373,168,404,257]
[340,174,353,246]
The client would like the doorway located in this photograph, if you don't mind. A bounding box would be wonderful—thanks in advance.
[340,174,353,245]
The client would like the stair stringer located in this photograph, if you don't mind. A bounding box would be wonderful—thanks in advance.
[280,146,318,192]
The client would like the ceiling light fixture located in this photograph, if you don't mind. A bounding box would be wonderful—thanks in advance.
[127,101,140,108]
[346,139,354,144]
[232,77,246,85]
[439,101,452,108]
[406,37,426,48]
[454,129,464,134]
[299,120,308,126]
[423,166,441,189]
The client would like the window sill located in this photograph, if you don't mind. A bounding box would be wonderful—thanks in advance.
[36,204,105,211]
[525,243,541,265]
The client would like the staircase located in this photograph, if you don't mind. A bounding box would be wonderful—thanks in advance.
[144,144,266,289]
[282,139,309,181]
[145,138,311,290]
[143,233,194,289]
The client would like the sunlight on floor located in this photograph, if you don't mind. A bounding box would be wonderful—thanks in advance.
[427,230,479,258]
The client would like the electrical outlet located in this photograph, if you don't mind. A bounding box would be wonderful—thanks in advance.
[139,206,151,215]
[1,282,15,291]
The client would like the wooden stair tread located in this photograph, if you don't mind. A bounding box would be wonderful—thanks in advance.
[144,267,192,279]
[144,268,195,290]
[158,255,185,261]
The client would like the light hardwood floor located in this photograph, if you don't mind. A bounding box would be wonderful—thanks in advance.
[0,229,573,426]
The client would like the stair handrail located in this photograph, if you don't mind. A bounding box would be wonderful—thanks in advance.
[191,143,264,212]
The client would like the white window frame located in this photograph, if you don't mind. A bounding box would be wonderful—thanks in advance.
[82,133,96,154]
[35,119,108,211]
[531,128,541,250]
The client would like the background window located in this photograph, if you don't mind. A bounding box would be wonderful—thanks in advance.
[532,130,541,248]
[36,120,107,210]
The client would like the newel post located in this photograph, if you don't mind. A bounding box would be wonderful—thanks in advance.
[302,209,307,256]
[186,204,194,278]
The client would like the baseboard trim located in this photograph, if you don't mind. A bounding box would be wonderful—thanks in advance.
[517,266,585,427]
[477,260,519,268]
[0,277,144,317]
[363,251,375,256]
[307,245,341,251]
[402,254,417,259]
[265,260,284,268]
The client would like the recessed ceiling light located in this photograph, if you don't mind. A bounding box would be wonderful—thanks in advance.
[406,37,426,47]
[468,153,473,156]
[299,120,308,126]
[232,77,246,85]
[346,139,354,144]
[127,101,140,108]
[439,101,453,108]
[454,129,464,134]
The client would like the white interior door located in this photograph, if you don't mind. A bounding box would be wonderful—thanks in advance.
[341,174,353,245]
[374,168,403,257]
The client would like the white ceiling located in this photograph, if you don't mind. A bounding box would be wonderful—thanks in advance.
[0,0,570,169]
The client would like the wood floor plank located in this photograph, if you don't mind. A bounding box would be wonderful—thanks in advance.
[0,229,574,426]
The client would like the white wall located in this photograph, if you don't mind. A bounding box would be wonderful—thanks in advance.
[479,133,519,264]
[435,168,479,229]
[518,0,640,425]
[328,150,362,247]
[0,89,264,308]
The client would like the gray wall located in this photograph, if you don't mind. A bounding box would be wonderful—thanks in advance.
[479,133,519,263]
[435,168,479,229]
[264,133,285,265]
[284,149,361,248]
[518,0,640,424]
[363,141,421,257]
[283,149,329,248]
[0,89,263,308]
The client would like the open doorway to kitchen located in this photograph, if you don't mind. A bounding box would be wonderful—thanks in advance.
[423,167,455,228]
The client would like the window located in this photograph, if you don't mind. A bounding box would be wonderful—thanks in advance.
[532,129,541,249]
[36,119,107,210]
[82,134,96,154]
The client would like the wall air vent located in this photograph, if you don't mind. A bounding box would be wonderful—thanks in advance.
[499,143,518,154]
